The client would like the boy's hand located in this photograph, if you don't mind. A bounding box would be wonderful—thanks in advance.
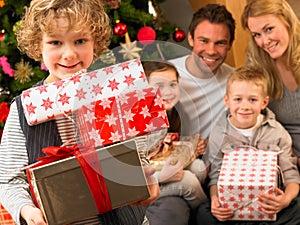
[158,157,184,183]
[211,195,234,221]
[21,204,47,225]
[257,187,290,215]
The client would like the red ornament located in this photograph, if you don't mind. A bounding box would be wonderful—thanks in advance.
[137,26,156,45]
[0,29,6,41]
[113,21,128,37]
[173,29,186,42]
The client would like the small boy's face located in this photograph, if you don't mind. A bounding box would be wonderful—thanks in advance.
[148,69,180,110]
[41,17,95,83]
[224,80,269,129]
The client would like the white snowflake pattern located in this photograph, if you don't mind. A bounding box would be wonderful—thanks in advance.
[144,122,157,132]
[140,106,151,118]
[154,94,163,108]
[134,89,147,101]
[105,114,119,126]
[117,94,130,105]
[99,98,112,109]
[88,128,104,147]
[122,109,135,122]
[158,110,167,119]
[83,108,96,123]
[127,127,140,137]
[109,131,122,142]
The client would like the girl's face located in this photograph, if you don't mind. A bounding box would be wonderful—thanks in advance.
[148,69,180,111]
[224,80,269,129]
[247,15,290,60]
[41,18,95,83]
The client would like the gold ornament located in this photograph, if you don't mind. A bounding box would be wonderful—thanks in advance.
[0,0,5,8]
[14,60,34,84]
[118,33,142,60]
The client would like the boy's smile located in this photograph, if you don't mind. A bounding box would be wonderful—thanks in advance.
[42,17,95,83]
[224,80,269,129]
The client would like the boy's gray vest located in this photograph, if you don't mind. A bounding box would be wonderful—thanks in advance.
[15,80,146,225]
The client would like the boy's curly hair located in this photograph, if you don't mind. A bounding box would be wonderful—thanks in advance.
[17,0,111,61]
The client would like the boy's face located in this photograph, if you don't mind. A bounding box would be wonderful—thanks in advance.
[41,18,95,83]
[188,20,232,74]
[148,69,180,111]
[224,80,269,129]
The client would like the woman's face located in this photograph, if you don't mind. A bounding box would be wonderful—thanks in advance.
[247,14,290,60]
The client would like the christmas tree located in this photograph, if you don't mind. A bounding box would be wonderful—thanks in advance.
[0,0,186,138]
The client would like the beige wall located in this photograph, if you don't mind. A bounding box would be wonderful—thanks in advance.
[287,0,300,18]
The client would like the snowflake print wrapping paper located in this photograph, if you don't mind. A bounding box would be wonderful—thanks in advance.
[218,147,278,221]
[21,59,148,126]
[76,87,169,148]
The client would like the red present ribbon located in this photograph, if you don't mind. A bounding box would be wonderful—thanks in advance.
[27,144,112,214]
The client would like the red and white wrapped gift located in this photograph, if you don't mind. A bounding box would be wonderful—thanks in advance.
[76,87,169,147]
[21,59,148,126]
[218,147,278,221]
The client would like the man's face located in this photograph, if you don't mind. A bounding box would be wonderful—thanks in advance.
[188,20,232,74]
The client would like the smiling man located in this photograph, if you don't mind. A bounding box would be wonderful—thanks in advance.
[145,4,236,225]
[170,4,236,140]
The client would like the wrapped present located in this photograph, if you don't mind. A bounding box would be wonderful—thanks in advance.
[218,147,278,221]
[27,140,150,225]
[76,87,169,148]
[149,133,200,171]
[21,59,148,126]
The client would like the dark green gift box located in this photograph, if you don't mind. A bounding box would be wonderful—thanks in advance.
[27,140,150,225]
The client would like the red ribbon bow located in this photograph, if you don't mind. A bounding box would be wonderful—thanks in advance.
[28,145,112,214]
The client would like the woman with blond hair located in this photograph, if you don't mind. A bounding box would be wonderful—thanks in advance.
[241,0,300,168]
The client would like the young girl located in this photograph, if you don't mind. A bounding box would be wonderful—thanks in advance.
[142,61,208,210]
[0,1,159,224]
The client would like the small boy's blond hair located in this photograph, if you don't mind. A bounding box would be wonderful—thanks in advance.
[17,0,111,61]
[226,65,268,97]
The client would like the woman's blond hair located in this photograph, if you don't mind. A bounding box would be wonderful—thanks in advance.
[17,0,111,61]
[241,0,300,99]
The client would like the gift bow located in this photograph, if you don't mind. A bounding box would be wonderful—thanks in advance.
[28,145,112,214]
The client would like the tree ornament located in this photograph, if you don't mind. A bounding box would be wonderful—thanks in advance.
[99,50,116,65]
[0,0,5,8]
[14,60,34,84]
[113,20,128,37]
[137,26,156,45]
[173,28,186,42]
[0,29,8,42]
[119,33,142,60]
